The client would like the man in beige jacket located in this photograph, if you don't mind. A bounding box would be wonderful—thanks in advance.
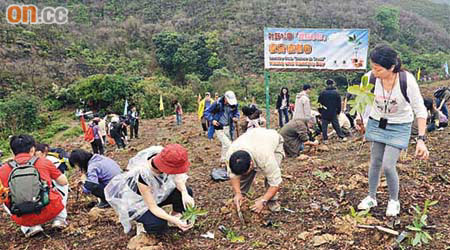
[226,128,285,213]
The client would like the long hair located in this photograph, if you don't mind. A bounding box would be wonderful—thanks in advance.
[69,149,93,173]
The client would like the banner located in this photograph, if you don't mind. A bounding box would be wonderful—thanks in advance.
[264,28,369,71]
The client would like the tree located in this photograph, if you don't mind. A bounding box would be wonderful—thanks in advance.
[375,6,400,41]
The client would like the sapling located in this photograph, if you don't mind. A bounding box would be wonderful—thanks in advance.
[181,204,207,225]
[347,75,375,135]
[406,200,438,247]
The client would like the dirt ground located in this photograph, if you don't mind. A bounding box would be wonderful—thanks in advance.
[1,81,449,249]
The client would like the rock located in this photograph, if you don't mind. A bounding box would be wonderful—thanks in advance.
[127,233,159,250]
[318,145,330,152]
[88,207,101,222]
[298,231,311,241]
[297,154,310,161]
[312,234,337,247]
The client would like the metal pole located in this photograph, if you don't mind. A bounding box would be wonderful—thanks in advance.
[264,71,270,128]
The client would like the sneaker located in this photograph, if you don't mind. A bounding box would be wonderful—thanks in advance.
[267,200,281,212]
[386,200,400,217]
[97,200,111,209]
[24,225,44,237]
[357,196,378,210]
[51,219,68,230]
[322,140,328,145]
[340,137,348,142]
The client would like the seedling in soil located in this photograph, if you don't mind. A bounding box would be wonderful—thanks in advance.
[406,200,438,247]
[181,204,207,225]
[219,225,245,243]
[313,170,333,181]
[349,206,371,223]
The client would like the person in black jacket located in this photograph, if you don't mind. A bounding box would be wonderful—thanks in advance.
[318,79,346,143]
[276,87,290,128]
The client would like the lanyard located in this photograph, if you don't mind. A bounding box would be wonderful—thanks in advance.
[381,74,397,114]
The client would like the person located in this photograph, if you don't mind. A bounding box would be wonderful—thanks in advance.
[128,106,140,139]
[435,86,450,118]
[109,115,126,150]
[105,144,194,235]
[280,118,319,158]
[338,111,352,137]
[293,84,312,123]
[69,149,121,208]
[204,91,240,166]
[214,92,219,101]
[198,92,212,133]
[356,45,429,217]
[0,135,68,237]
[98,115,107,145]
[241,104,265,133]
[226,128,285,213]
[89,116,104,155]
[35,144,71,174]
[276,87,290,128]
[173,100,183,126]
[318,79,347,143]
[0,150,3,166]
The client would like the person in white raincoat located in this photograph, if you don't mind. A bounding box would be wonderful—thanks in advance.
[105,144,194,234]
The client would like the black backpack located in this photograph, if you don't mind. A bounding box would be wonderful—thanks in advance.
[433,87,448,99]
[369,71,410,103]
[7,157,50,216]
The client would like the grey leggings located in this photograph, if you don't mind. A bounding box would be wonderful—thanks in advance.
[368,142,402,201]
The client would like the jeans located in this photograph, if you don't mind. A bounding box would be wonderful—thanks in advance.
[112,135,125,149]
[91,139,104,155]
[321,116,345,140]
[130,120,139,139]
[436,98,448,118]
[176,113,182,125]
[136,187,193,235]
[201,116,210,132]
[278,108,289,127]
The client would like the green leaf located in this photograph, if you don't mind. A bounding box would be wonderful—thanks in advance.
[420,215,427,225]
[428,200,438,206]
[406,225,421,232]
[350,206,356,217]
[412,232,421,246]
[230,235,245,243]
[421,233,429,244]
[423,231,432,240]
[361,75,368,85]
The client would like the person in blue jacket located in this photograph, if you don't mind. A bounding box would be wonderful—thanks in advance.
[204,91,240,166]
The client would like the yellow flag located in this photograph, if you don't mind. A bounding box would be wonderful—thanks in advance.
[417,68,421,80]
[159,94,164,111]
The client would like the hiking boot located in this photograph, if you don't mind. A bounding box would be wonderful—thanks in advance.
[23,225,44,237]
[386,200,400,217]
[97,200,111,209]
[267,200,281,212]
[357,196,378,210]
[52,219,68,230]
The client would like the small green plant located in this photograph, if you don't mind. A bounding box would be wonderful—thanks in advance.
[349,206,371,223]
[225,229,245,243]
[181,204,207,225]
[313,170,333,181]
[406,200,438,247]
[347,75,375,117]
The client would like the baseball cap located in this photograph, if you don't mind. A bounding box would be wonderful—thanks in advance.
[224,91,237,105]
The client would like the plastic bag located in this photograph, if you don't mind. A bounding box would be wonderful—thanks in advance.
[210,168,229,182]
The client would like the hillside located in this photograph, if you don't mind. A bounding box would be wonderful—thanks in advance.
[0,82,449,249]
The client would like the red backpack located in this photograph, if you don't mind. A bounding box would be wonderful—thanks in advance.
[84,126,94,142]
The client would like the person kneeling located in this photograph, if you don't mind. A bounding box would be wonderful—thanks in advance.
[227,128,285,213]
[0,135,68,237]
[105,144,194,235]
[69,149,121,208]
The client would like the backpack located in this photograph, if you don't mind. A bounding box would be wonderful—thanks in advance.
[369,71,410,103]
[7,157,50,216]
[433,87,448,99]
[84,125,94,142]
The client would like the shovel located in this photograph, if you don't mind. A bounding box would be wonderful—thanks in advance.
[236,200,245,225]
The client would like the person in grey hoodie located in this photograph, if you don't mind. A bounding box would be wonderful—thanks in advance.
[293,84,312,123]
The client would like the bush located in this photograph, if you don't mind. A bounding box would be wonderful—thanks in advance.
[0,92,42,137]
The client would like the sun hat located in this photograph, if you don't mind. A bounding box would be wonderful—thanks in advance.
[153,144,190,174]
